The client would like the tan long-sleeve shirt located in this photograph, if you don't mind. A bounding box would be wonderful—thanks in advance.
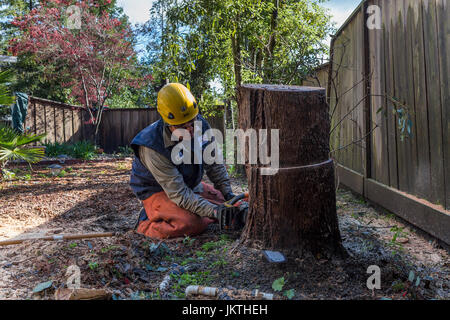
[138,126,232,218]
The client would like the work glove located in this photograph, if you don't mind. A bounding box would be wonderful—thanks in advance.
[235,201,249,230]
[213,204,242,231]
[223,192,236,202]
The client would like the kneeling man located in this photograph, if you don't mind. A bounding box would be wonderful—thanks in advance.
[130,83,241,239]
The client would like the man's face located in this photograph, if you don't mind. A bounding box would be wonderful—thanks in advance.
[168,118,196,140]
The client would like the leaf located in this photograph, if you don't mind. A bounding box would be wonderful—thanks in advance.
[32,280,53,293]
[149,242,160,253]
[407,119,412,136]
[284,289,295,299]
[408,271,415,282]
[415,276,421,287]
[272,277,285,292]
[392,232,398,243]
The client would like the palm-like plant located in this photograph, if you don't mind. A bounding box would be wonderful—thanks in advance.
[0,125,46,176]
[0,68,45,178]
[0,70,15,106]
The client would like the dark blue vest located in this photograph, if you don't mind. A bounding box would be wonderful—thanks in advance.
[129,115,211,202]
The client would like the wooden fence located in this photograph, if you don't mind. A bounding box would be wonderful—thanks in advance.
[25,96,90,144]
[24,97,225,153]
[98,109,160,153]
[98,107,225,153]
[304,0,449,244]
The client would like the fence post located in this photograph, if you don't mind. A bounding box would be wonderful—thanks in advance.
[362,0,373,186]
[327,37,335,108]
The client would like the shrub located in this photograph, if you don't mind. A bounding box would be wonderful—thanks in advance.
[43,141,97,160]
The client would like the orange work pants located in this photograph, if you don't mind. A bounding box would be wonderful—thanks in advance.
[136,182,225,239]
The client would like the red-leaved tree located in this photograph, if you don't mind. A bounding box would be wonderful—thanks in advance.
[10,0,152,141]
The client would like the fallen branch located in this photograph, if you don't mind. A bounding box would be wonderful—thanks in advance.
[0,232,115,247]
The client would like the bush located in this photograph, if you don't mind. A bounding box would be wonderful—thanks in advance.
[43,141,97,160]
[0,124,45,178]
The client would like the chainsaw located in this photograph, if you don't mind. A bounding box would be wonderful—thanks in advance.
[223,192,249,230]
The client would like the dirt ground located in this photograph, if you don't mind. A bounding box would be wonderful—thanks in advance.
[0,159,448,300]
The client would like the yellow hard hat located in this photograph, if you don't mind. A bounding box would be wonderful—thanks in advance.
[157,83,199,125]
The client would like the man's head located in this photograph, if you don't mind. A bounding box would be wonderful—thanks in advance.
[157,83,199,138]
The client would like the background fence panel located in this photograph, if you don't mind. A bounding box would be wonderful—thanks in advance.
[303,0,449,242]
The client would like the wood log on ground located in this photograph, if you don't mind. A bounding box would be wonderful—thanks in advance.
[238,84,344,258]
[55,288,112,300]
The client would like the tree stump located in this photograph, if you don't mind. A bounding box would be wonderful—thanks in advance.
[238,84,344,257]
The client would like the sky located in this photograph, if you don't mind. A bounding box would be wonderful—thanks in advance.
[325,0,361,29]
[117,0,361,30]
[117,0,361,65]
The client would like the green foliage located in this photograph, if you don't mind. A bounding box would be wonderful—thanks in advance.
[117,145,134,157]
[43,141,97,160]
[116,163,128,170]
[0,0,30,55]
[0,124,45,170]
[272,276,295,299]
[0,69,15,106]
[105,87,144,109]
[209,256,228,268]
[88,261,99,271]
[198,89,224,118]
[1,0,147,108]
[182,236,196,247]
[1,168,15,180]
[283,289,295,300]
[272,277,285,291]
[391,281,405,292]
[170,271,213,298]
[201,236,231,252]
[100,245,118,253]
[140,0,333,106]
[57,169,67,178]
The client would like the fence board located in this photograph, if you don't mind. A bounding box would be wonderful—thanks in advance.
[63,109,72,143]
[122,110,133,148]
[422,0,445,206]
[392,0,410,193]
[403,0,419,195]
[72,110,82,142]
[407,0,432,200]
[24,101,36,134]
[45,106,55,143]
[330,34,347,166]
[102,112,116,153]
[436,0,450,210]
[340,22,352,170]
[55,107,64,143]
[349,12,364,172]
[307,0,449,236]
[35,103,46,137]
[369,0,390,185]
[383,1,399,189]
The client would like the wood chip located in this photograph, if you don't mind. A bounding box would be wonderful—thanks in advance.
[55,288,112,300]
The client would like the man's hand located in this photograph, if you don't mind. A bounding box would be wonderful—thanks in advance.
[214,204,241,230]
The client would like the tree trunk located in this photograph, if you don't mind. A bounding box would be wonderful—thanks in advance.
[238,84,344,258]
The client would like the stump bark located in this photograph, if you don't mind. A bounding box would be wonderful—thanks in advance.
[238,84,344,257]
